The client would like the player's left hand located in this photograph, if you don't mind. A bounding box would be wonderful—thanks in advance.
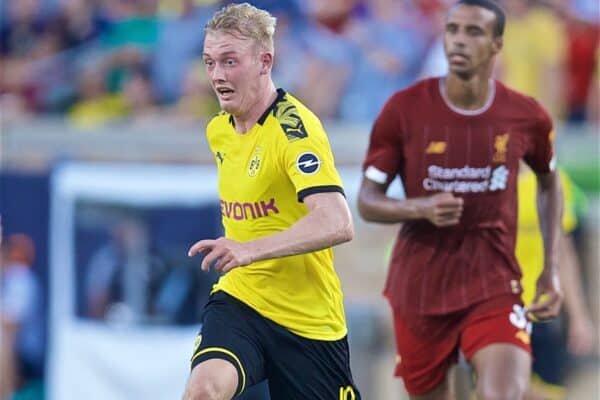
[527,270,563,321]
[188,237,253,273]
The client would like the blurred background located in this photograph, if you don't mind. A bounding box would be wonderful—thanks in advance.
[0,0,598,399]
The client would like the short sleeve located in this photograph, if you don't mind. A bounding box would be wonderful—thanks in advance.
[280,120,344,202]
[523,104,555,174]
[361,95,404,185]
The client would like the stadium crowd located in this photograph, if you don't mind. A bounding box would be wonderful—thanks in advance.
[1,0,598,128]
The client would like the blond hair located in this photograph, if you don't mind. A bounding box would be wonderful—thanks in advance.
[205,3,277,52]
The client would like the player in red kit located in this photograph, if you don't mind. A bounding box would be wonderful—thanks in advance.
[358,1,564,399]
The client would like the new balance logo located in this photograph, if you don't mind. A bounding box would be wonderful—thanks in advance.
[489,165,509,191]
[215,152,225,165]
[425,141,447,154]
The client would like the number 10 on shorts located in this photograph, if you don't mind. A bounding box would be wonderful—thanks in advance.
[339,385,356,400]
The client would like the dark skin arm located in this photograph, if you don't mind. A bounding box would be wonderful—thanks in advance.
[357,178,464,226]
[526,170,564,321]
[559,234,594,355]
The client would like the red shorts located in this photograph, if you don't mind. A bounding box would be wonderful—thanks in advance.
[391,295,532,396]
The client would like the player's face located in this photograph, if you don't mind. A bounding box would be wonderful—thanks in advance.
[443,5,502,78]
[203,31,265,116]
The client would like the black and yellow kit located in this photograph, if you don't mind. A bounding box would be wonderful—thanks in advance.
[191,89,360,399]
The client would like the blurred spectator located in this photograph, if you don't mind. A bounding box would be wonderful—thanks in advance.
[0,59,35,123]
[499,0,566,118]
[292,0,357,119]
[55,0,107,48]
[100,0,159,93]
[0,234,44,398]
[418,4,449,79]
[563,1,600,123]
[83,220,148,323]
[269,10,306,93]
[121,66,163,127]
[589,47,600,123]
[0,0,596,125]
[339,0,429,121]
[1,0,46,57]
[68,62,129,129]
[167,60,220,124]
[151,0,214,103]
[0,0,47,115]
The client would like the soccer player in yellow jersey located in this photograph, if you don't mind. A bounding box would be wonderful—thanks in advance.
[517,165,595,400]
[183,4,360,400]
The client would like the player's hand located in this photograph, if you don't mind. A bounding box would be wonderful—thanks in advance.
[418,192,464,227]
[567,314,595,356]
[188,237,253,273]
[527,271,563,321]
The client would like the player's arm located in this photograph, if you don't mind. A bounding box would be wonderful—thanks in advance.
[357,177,463,226]
[188,191,353,272]
[558,233,595,355]
[527,170,563,321]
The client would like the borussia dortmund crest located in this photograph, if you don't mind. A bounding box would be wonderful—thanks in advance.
[248,147,263,177]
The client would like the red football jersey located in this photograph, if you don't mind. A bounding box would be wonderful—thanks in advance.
[363,77,554,316]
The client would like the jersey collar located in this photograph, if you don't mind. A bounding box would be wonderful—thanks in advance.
[228,88,287,127]
[438,77,496,116]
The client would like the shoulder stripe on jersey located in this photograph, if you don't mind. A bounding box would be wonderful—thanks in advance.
[297,185,345,202]
[273,99,309,142]
[257,88,286,125]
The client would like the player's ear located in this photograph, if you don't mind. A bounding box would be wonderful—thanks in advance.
[260,52,273,75]
[491,36,503,55]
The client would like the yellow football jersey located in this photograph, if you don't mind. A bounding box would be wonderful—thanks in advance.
[517,169,580,306]
[206,89,347,340]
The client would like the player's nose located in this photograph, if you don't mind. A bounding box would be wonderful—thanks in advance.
[210,63,226,82]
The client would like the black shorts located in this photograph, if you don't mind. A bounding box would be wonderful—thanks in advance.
[190,291,361,400]
[531,317,568,386]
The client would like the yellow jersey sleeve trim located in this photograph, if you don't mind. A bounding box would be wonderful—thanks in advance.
[190,347,247,396]
[297,185,345,202]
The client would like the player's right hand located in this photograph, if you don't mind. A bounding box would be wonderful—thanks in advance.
[418,192,464,227]
[188,237,253,273]
[527,271,562,321]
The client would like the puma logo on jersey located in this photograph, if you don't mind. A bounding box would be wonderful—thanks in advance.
[215,151,225,165]
[274,101,308,142]
[425,141,447,154]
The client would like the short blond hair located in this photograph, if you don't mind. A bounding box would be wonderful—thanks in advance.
[205,3,277,52]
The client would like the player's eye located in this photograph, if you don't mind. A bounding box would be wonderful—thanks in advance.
[445,24,457,33]
[203,59,214,67]
[224,59,236,66]
[467,27,484,36]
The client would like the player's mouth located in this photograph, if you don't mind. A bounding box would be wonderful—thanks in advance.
[448,52,469,64]
[216,87,235,100]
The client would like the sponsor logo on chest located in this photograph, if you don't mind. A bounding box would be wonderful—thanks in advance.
[220,198,279,220]
[422,133,511,193]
